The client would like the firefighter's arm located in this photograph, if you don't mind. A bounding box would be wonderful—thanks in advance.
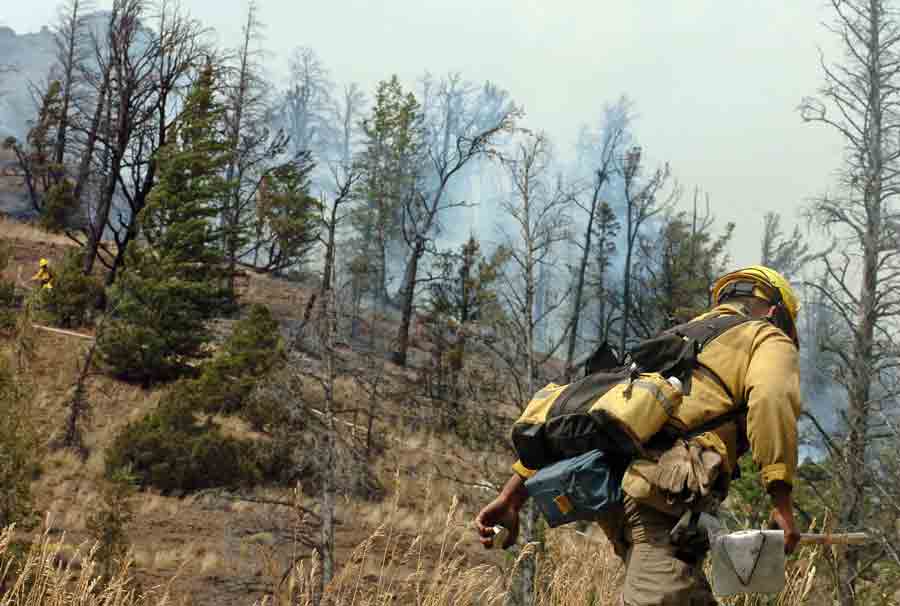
[743,326,802,491]
[475,473,528,549]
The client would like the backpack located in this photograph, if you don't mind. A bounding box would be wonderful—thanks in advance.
[511,313,753,471]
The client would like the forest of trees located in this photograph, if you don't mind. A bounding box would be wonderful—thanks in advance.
[1,0,900,605]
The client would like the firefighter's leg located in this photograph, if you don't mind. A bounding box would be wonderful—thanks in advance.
[620,497,716,606]
[593,503,627,561]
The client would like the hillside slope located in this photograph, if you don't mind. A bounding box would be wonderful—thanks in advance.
[0,220,625,605]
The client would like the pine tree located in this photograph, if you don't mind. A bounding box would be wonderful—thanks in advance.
[253,161,321,273]
[98,61,234,384]
[356,76,425,306]
[429,236,508,373]
[634,208,733,334]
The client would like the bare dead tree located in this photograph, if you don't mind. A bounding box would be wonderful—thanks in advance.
[760,211,813,282]
[331,83,365,170]
[799,1,900,603]
[302,164,362,328]
[52,0,94,172]
[618,146,674,357]
[493,132,571,606]
[59,0,210,282]
[278,47,334,160]
[2,82,61,214]
[564,106,627,381]
[1,1,98,229]
[68,14,113,236]
[223,1,267,285]
[55,316,118,459]
[391,74,518,367]
[81,0,143,274]
[106,0,209,285]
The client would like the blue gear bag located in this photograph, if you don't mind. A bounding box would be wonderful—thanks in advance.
[524,449,625,528]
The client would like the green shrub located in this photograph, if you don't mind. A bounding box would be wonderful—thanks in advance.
[97,318,195,385]
[98,247,226,384]
[40,180,78,233]
[241,385,291,433]
[103,305,289,492]
[198,304,284,418]
[105,384,285,493]
[38,249,102,328]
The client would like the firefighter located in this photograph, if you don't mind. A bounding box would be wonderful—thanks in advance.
[475,266,802,606]
[31,258,54,290]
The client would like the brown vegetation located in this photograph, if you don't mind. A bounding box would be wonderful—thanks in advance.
[0,219,842,606]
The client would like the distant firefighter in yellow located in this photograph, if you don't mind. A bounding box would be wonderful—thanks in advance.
[32,258,54,290]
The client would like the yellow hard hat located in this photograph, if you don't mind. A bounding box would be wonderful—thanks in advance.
[711,265,800,324]
[39,258,49,267]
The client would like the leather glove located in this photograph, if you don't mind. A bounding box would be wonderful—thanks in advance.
[696,447,723,497]
[654,440,694,497]
[654,440,723,504]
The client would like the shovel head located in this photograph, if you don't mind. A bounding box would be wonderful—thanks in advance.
[710,530,785,597]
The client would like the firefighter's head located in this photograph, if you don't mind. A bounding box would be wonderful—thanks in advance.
[711,265,799,346]
[39,258,49,268]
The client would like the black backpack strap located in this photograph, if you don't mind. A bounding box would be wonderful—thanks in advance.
[665,314,755,440]
[669,313,752,351]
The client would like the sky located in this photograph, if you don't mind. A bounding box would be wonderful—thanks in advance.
[2,1,846,268]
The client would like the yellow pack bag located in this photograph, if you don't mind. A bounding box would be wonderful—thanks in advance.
[511,314,751,470]
[512,370,682,470]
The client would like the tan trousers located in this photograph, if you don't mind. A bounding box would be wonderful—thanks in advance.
[599,497,717,606]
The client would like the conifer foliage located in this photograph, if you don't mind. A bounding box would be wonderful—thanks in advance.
[98,62,235,384]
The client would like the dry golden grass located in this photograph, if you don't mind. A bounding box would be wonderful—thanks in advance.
[0,524,172,606]
[152,547,184,571]
[0,217,73,248]
[0,497,830,606]
[199,551,221,575]
[61,508,87,532]
[208,414,270,442]
[138,494,167,517]
[240,273,312,319]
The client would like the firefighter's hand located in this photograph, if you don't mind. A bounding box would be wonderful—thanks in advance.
[475,473,528,549]
[475,496,520,549]
[769,507,800,554]
[769,481,801,554]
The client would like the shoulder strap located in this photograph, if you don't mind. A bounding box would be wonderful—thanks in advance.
[673,314,757,440]
[668,313,753,352]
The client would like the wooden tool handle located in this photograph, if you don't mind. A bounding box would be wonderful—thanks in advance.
[798,532,870,545]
